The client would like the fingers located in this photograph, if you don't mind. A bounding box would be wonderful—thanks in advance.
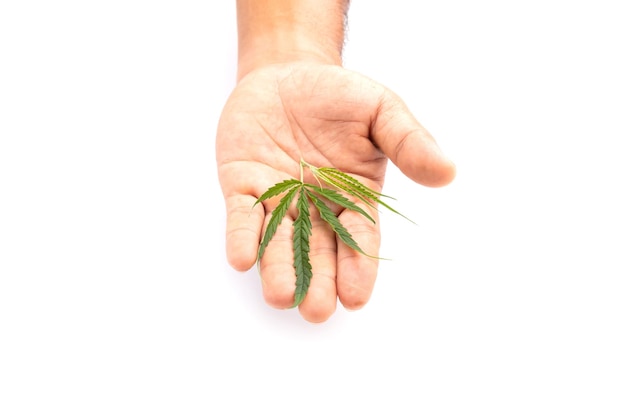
[259,215,338,323]
[224,194,264,271]
[335,209,381,310]
[371,91,456,187]
[258,216,300,308]
[256,192,382,320]
[220,162,295,272]
[297,218,338,323]
[259,202,380,321]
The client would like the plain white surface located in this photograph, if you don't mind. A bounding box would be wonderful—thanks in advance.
[1,1,625,416]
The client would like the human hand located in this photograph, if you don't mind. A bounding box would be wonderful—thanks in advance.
[216,62,455,322]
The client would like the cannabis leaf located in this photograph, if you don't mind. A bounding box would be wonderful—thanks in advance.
[305,184,375,224]
[255,160,412,308]
[310,165,416,225]
[254,180,301,260]
[293,188,313,307]
[306,191,367,256]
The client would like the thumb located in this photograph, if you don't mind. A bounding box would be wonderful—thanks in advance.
[371,91,456,187]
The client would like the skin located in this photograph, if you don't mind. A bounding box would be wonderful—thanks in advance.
[216,1,456,323]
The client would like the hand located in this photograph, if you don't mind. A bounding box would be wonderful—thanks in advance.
[216,62,455,323]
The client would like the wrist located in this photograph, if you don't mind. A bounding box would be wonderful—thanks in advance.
[236,0,348,80]
[237,30,343,80]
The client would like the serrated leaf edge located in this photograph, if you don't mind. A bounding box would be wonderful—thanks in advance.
[292,188,313,308]
[257,184,301,260]
[305,184,376,224]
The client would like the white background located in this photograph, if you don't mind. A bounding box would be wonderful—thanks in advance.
[1,1,625,416]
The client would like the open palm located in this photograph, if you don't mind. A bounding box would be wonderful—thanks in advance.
[216,63,455,322]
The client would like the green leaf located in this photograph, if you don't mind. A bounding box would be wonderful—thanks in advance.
[254,160,413,311]
[253,179,301,207]
[257,185,301,260]
[315,167,415,225]
[307,190,370,257]
[305,184,375,224]
[315,168,384,208]
[292,188,313,308]
[317,167,393,199]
